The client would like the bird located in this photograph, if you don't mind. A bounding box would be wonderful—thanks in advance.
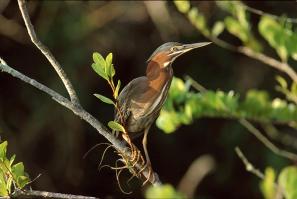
[115,42,211,169]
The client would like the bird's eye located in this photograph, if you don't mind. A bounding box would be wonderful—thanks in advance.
[170,47,178,52]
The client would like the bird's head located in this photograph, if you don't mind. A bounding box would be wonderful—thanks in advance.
[147,42,211,68]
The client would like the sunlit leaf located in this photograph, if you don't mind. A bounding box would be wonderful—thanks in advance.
[92,52,105,66]
[114,80,121,99]
[276,76,287,89]
[278,166,297,199]
[259,16,288,62]
[105,53,113,78]
[187,8,209,35]
[91,63,109,81]
[225,16,248,43]
[0,141,7,161]
[108,121,125,132]
[212,21,224,37]
[94,94,114,105]
[145,184,185,199]
[174,0,190,14]
[260,167,276,199]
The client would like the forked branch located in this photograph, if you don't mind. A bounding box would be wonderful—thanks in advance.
[18,0,80,105]
[0,0,161,194]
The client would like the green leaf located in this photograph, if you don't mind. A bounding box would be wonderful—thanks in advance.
[225,16,249,43]
[187,8,209,35]
[91,63,109,81]
[279,166,297,199]
[114,80,121,99]
[11,162,25,178]
[105,53,113,77]
[92,52,109,80]
[11,162,29,189]
[94,94,114,105]
[9,155,15,166]
[258,16,288,62]
[260,167,276,199]
[291,82,297,95]
[276,76,287,89]
[0,141,7,161]
[145,184,185,199]
[17,175,30,189]
[93,52,105,66]
[174,0,190,14]
[212,21,224,37]
[108,121,125,132]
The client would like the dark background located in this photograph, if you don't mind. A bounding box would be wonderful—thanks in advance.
[0,1,296,198]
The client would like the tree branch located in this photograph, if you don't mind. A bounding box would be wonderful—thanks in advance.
[235,147,264,179]
[209,36,297,84]
[239,118,297,161]
[17,0,80,105]
[1,189,99,199]
[0,58,160,187]
[1,0,162,189]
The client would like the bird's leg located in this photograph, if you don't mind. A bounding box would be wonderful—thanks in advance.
[142,126,151,167]
[141,126,155,185]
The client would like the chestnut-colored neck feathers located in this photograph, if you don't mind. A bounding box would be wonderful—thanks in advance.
[146,52,173,91]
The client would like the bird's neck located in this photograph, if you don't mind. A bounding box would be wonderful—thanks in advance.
[146,60,173,92]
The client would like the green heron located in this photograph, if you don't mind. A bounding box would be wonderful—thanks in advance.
[115,42,211,168]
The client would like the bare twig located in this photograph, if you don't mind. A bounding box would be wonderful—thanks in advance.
[239,118,297,161]
[17,0,80,105]
[235,147,284,199]
[241,3,297,24]
[237,46,297,84]
[209,36,297,84]
[4,189,99,199]
[235,147,264,179]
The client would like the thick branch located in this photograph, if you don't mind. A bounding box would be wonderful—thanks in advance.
[3,189,99,199]
[0,58,161,186]
[14,0,161,186]
[17,0,80,105]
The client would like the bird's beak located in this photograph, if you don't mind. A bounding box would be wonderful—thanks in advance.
[179,42,212,54]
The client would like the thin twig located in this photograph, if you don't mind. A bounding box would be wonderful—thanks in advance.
[237,46,297,84]
[241,3,297,24]
[17,0,80,105]
[235,147,264,179]
[235,147,284,197]
[209,36,297,84]
[239,118,297,161]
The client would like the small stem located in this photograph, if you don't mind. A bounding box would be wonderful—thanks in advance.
[235,147,265,179]
[239,119,297,161]
[17,0,80,105]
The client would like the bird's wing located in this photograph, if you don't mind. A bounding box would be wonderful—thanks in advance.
[114,76,148,124]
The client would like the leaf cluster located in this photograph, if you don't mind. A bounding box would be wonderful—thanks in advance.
[261,166,297,199]
[0,141,30,196]
[156,77,297,133]
[91,52,125,133]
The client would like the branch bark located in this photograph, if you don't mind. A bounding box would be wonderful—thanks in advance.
[18,0,80,105]
[0,0,161,193]
[1,189,99,199]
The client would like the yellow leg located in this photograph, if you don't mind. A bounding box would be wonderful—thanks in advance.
[142,126,151,167]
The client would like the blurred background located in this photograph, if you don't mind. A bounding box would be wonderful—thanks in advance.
[0,1,296,198]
